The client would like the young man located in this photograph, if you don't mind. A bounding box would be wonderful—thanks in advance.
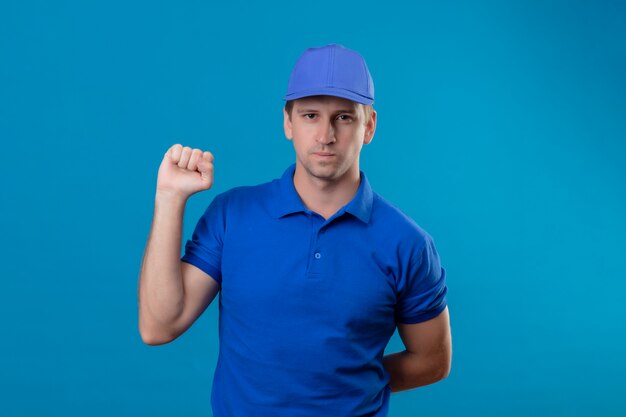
[138,43,451,417]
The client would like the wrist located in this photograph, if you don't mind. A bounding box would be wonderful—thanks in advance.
[155,189,189,206]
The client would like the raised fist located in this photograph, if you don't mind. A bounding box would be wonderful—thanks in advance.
[156,144,214,199]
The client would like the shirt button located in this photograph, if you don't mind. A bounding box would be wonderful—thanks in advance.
[314,252,321,259]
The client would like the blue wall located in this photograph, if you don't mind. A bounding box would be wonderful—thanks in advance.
[1,1,624,415]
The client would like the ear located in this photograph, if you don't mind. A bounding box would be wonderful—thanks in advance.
[363,109,377,145]
[283,107,293,140]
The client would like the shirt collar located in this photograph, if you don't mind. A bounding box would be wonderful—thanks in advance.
[273,163,373,224]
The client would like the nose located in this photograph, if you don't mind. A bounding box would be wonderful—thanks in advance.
[316,118,336,145]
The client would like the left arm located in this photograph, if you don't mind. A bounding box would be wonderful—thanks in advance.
[382,306,452,393]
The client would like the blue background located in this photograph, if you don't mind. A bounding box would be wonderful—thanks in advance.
[1,0,625,416]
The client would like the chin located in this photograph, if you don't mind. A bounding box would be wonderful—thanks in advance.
[308,164,342,180]
[298,155,344,179]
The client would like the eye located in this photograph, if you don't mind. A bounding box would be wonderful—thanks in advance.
[337,114,353,121]
[303,113,317,119]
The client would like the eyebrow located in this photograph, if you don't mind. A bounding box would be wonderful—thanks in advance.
[296,108,357,114]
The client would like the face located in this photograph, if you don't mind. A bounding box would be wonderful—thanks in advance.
[283,95,376,182]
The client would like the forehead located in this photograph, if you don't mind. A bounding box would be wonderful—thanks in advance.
[293,95,360,111]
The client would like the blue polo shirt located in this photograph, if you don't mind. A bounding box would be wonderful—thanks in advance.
[181,162,448,417]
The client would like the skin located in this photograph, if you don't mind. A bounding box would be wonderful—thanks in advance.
[283,95,376,220]
[139,95,452,393]
[383,308,452,392]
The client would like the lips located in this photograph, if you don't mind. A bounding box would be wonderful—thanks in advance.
[314,152,335,156]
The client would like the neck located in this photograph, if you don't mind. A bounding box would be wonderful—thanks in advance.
[292,162,361,219]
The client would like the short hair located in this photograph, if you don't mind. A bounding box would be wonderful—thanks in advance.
[284,98,373,125]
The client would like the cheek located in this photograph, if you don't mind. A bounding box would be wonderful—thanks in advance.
[337,124,362,135]
[338,127,364,144]
[291,124,311,138]
[298,124,317,136]
[291,138,308,155]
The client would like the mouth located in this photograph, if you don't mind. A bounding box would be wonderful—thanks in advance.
[313,152,335,157]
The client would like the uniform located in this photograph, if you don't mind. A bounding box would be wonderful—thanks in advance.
[181,162,448,417]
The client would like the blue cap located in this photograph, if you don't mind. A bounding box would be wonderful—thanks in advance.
[283,44,375,105]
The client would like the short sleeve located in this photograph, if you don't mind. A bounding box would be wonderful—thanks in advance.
[180,192,227,284]
[395,234,448,324]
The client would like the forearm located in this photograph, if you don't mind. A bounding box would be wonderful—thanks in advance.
[138,191,188,342]
[382,350,449,393]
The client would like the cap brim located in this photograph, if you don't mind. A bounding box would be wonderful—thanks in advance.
[283,87,374,105]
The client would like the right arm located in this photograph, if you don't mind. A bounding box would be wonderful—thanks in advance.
[138,144,220,345]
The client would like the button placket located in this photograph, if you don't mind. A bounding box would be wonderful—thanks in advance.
[307,221,326,275]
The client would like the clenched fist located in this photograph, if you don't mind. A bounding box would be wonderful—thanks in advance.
[156,144,214,199]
